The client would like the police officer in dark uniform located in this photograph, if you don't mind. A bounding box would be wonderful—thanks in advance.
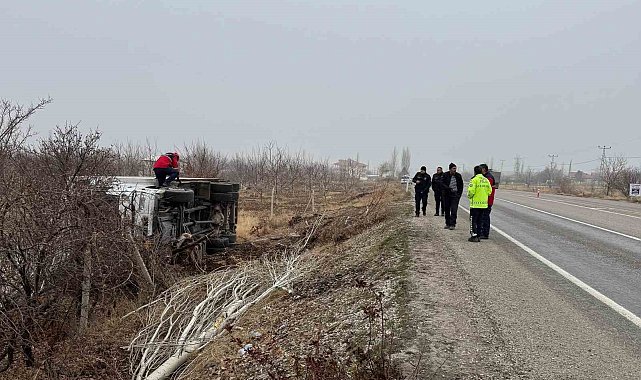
[412,166,431,217]
[431,166,445,216]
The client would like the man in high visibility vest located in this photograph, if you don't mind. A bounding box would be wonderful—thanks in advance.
[467,165,492,242]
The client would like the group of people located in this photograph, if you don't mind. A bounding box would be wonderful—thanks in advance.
[412,163,496,242]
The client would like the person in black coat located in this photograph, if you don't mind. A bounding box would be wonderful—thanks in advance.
[440,163,464,229]
[431,166,445,216]
[412,166,431,217]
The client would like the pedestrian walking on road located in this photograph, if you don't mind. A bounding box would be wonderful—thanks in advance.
[479,163,496,239]
[431,166,445,216]
[441,163,464,229]
[468,165,492,242]
[412,166,431,217]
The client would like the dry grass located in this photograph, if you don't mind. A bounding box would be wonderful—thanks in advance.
[235,210,261,240]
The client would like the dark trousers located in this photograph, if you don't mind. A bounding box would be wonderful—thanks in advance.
[443,195,460,226]
[415,191,428,215]
[153,167,179,187]
[434,191,444,214]
[469,208,484,237]
[480,206,492,237]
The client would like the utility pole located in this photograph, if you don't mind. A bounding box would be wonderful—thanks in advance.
[568,160,572,176]
[597,145,611,182]
[513,155,523,177]
[499,159,505,173]
[548,154,558,187]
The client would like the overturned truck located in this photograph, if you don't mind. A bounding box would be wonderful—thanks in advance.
[109,177,240,254]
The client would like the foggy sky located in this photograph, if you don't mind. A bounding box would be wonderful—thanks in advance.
[2,0,640,173]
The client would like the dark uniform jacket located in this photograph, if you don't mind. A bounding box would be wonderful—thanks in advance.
[412,172,431,193]
[432,172,444,194]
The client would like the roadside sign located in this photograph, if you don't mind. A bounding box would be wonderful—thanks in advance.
[630,183,641,197]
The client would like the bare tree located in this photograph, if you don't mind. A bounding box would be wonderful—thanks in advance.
[602,156,628,196]
[389,147,398,179]
[0,120,139,372]
[181,140,228,178]
[0,97,52,160]
[613,163,640,196]
[112,139,158,176]
[401,147,411,175]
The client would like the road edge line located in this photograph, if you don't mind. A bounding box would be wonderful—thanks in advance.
[497,199,641,242]
[459,205,641,329]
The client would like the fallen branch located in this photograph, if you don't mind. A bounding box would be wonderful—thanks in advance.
[128,216,324,380]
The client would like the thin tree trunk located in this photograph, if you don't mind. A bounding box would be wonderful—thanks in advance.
[126,227,154,289]
[79,242,92,334]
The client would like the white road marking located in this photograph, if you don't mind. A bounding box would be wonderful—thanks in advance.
[504,192,641,219]
[459,205,641,329]
[497,199,641,242]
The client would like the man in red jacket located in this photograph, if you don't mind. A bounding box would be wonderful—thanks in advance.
[153,152,180,187]
[479,163,496,239]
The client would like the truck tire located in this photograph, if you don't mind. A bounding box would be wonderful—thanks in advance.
[210,192,234,202]
[163,188,194,203]
[210,183,233,193]
[231,192,239,201]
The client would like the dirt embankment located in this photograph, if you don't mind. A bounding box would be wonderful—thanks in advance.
[181,190,414,379]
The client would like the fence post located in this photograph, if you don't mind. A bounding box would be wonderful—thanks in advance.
[270,186,275,218]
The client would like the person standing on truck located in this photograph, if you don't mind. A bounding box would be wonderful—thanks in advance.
[441,163,464,229]
[467,165,492,242]
[412,166,431,217]
[153,152,180,187]
[431,166,445,216]
[479,163,496,239]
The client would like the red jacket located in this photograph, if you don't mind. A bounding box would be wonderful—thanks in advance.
[485,173,496,206]
[153,154,179,169]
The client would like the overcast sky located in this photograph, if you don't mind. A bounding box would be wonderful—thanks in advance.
[2,0,640,172]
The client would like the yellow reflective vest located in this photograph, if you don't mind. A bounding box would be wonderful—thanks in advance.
[467,174,492,209]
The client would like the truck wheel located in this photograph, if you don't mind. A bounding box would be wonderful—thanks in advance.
[210,192,234,202]
[163,188,194,203]
[210,183,233,193]
[231,192,239,201]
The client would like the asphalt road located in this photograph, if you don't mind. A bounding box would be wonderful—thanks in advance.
[491,190,641,319]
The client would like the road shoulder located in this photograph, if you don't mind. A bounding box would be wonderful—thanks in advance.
[403,206,641,379]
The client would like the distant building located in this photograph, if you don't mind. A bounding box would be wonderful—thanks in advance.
[333,158,368,178]
[569,171,597,182]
